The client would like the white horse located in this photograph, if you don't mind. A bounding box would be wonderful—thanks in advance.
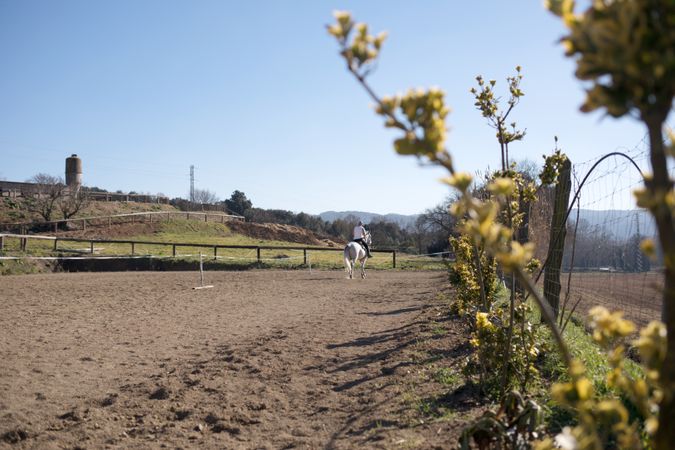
[344,231,372,279]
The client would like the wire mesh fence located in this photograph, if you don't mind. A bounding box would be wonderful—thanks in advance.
[530,134,671,327]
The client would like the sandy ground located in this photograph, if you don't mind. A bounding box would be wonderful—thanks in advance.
[0,270,472,449]
[559,271,663,327]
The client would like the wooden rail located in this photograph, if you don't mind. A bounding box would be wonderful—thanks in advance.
[0,210,245,233]
[0,233,398,268]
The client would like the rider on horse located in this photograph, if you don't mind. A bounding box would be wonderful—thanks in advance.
[352,221,372,258]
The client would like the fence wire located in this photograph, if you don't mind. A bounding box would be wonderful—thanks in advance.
[530,135,671,328]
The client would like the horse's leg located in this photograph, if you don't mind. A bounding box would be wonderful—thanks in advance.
[361,255,367,279]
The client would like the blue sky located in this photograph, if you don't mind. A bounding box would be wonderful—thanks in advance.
[0,1,659,215]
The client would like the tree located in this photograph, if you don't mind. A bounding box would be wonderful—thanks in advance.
[24,173,66,222]
[415,195,459,254]
[23,173,88,222]
[58,188,88,220]
[193,188,219,205]
[224,190,252,216]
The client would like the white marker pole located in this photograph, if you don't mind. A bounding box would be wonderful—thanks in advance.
[194,252,213,290]
[199,252,204,286]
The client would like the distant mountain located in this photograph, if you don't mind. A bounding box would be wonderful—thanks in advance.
[318,211,419,228]
[318,209,656,239]
[575,209,656,240]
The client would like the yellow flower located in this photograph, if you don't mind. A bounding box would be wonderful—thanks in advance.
[645,416,659,435]
[640,238,656,259]
[574,377,593,402]
[589,306,635,346]
[596,399,628,425]
[475,311,494,330]
[488,177,516,196]
[443,172,473,192]
[497,241,535,271]
[634,321,666,369]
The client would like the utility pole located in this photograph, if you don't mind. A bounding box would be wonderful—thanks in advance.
[190,165,195,203]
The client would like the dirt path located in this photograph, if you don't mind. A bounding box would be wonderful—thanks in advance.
[0,270,473,449]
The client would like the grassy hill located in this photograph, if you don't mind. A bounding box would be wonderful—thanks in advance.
[0,197,177,224]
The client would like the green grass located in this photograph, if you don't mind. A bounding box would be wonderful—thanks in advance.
[433,367,462,387]
[0,259,48,275]
[538,315,645,434]
[541,316,642,389]
[430,323,448,336]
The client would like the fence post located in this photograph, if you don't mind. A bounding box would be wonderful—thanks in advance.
[53,239,58,251]
[214,246,217,260]
[304,249,307,265]
[21,237,27,251]
[82,219,86,231]
[0,235,4,252]
[204,214,208,222]
[173,244,176,257]
[543,158,572,320]
[131,242,135,255]
[53,222,58,233]
[393,251,396,269]
[90,241,94,254]
[256,247,261,265]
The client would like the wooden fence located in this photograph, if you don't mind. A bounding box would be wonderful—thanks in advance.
[0,233,398,268]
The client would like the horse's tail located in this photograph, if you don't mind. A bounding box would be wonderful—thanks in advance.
[344,246,353,273]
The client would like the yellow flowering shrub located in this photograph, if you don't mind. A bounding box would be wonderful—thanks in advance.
[467,304,541,394]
